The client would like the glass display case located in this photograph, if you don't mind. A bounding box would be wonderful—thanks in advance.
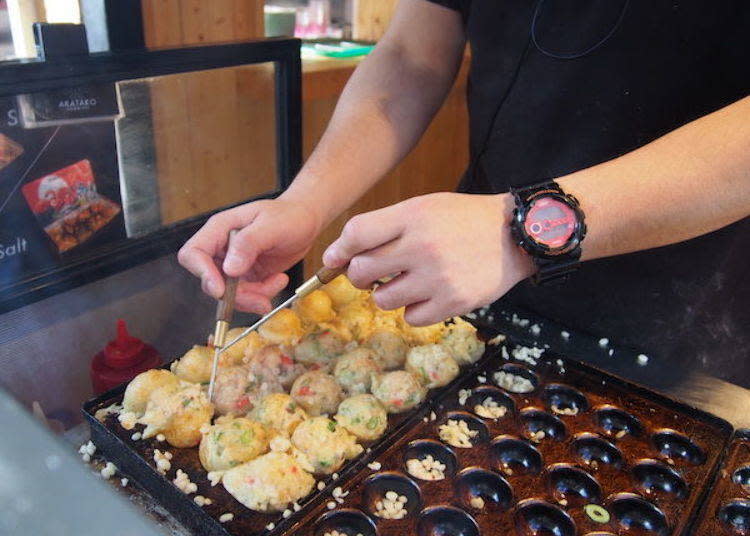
[0,25,302,430]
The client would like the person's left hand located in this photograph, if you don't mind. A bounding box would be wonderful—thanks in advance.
[322,192,534,326]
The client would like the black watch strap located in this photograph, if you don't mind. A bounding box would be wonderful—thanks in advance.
[510,180,584,286]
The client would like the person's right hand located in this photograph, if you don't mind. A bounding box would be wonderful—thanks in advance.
[178,198,321,314]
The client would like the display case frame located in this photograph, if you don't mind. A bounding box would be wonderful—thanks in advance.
[0,32,302,314]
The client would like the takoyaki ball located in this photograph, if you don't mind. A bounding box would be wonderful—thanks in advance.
[405,344,460,389]
[290,371,344,416]
[258,308,304,346]
[212,365,253,416]
[364,329,409,370]
[199,417,269,472]
[222,452,314,513]
[371,370,427,414]
[294,289,336,325]
[335,394,388,442]
[316,320,354,343]
[246,344,305,389]
[367,295,405,331]
[323,275,366,309]
[291,416,363,474]
[293,329,346,372]
[333,347,381,395]
[219,327,260,365]
[441,317,485,366]
[250,393,308,437]
[171,345,213,384]
[337,301,374,341]
[123,369,180,417]
[141,383,214,448]
[401,321,447,346]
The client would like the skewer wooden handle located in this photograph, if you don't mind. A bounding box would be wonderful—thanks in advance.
[216,230,240,323]
[315,265,347,285]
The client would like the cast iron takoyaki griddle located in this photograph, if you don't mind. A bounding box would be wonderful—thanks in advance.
[692,429,750,535]
[82,351,484,536]
[292,335,732,536]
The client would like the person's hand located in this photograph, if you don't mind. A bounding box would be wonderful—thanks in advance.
[178,198,321,313]
[322,192,534,326]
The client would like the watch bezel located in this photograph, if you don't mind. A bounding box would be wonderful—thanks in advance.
[511,191,586,259]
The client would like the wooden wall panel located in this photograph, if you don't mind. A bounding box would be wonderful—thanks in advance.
[352,0,398,41]
[141,0,270,225]
[141,0,264,47]
[149,65,277,225]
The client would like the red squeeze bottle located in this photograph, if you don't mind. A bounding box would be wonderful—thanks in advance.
[90,319,162,395]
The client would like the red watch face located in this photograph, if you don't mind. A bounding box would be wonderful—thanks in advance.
[524,196,577,249]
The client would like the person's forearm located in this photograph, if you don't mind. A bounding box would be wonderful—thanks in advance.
[281,4,465,230]
[558,96,750,261]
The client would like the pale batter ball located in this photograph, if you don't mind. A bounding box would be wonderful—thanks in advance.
[294,289,336,325]
[290,371,344,416]
[140,383,214,448]
[333,347,381,395]
[323,275,366,309]
[170,345,213,384]
[371,370,427,414]
[212,365,255,416]
[364,329,409,370]
[219,327,261,365]
[368,296,405,332]
[335,394,388,441]
[405,344,460,389]
[293,329,346,372]
[401,321,447,346]
[250,393,308,437]
[442,317,485,366]
[246,344,306,389]
[291,416,363,474]
[258,308,304,346]
[222,452,314,513]
[199,417,269,472]
[123,369,180,417]
[337,300,375,341]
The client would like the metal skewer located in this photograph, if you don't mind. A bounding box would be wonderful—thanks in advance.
[217,265,346,357]
[207,231,239,402]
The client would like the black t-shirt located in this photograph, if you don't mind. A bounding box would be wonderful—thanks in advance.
[426,0,750,385]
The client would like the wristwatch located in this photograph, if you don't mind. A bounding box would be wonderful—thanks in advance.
[509,180,587,285]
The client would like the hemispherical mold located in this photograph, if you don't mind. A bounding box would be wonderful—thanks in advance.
[402,439,458,481]
[609,493,669,536]
[314,508,378,536]
[490,435,544,477]
[493,363,540,394]
[417,505,480,536]
[542,384,589,417]
[631,459,689,500]
[467,386,515,420]
[362,471,422,520]
[718,499,750,535]
[652,429,706,465]
[572,433,624,470]
[545,463,602,506]
[455,466,514,512]
[520,407,567,442]
[733,465,750,491]
[438,411,490,448]
[514,499,577,536]
[594,405,643,439]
